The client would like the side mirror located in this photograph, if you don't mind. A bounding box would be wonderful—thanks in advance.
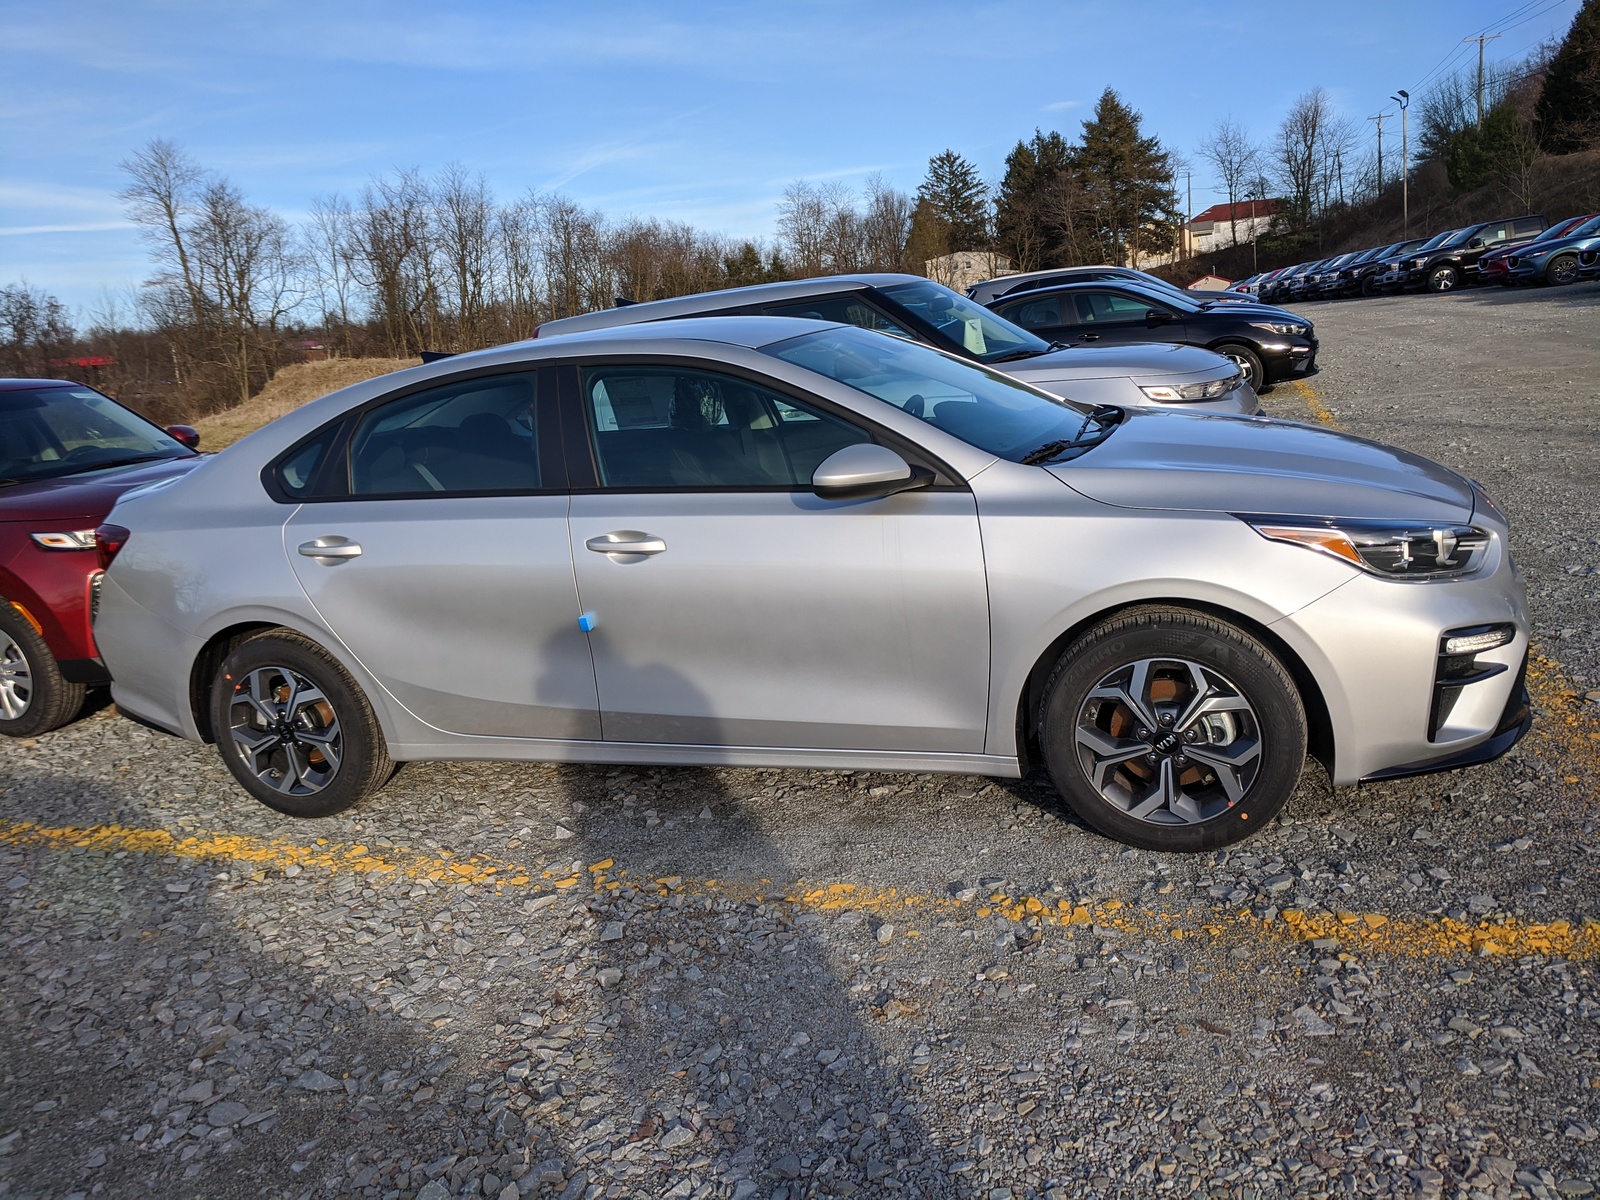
[1146,309,1175,324]
[812,444,932,502]
[166,424,200,449]
[1468,237,1484,249]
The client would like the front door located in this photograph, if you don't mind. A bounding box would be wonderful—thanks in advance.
[564,361,991,753]
[284,369,600,740]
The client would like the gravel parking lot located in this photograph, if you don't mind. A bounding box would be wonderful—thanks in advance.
[3,285,1600,1200]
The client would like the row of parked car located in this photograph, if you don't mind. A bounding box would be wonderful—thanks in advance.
[1,268,1533,852]
[1228,210,1600,303]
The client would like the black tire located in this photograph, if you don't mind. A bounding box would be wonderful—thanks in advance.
[1546,254,1580,287]
[210,629,391,817]
[1360,274,1380,298]
[1038,606,1307,852]
[1214,343,1266,392]
[1427,264,1459,292]
[0,604,86,738]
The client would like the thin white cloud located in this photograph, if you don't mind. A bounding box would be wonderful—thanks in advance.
[0,222,127,237]
[1043,100,1083,112]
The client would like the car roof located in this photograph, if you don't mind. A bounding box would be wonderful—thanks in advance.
[488,314,844,357]
[537,274,926,338]
[0,377,80,391]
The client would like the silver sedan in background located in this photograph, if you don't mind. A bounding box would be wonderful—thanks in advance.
[92,318,1529,851]
[537,274,1259,416]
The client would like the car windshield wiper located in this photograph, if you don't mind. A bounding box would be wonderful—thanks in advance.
[57,453,173,477]
[1020,405,1123,464]
[986,347,1050,363]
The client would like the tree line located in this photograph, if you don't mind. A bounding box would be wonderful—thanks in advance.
[5,0,1596,421]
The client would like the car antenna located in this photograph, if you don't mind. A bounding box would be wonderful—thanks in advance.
[614,296,638,307]
[419,350,456,363]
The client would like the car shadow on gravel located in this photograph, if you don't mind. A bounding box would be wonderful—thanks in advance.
[538,630,956,1197]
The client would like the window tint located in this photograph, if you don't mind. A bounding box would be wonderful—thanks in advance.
[1512,218,1544,236]
[758,295,905,335]
[998,295,1065,330]
[581,365,870,489]
[274,427,341,498]
[1069,291,1158,324]
[347,373,542,495]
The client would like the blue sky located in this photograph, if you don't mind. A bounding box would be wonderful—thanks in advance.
[0,0,1581,317]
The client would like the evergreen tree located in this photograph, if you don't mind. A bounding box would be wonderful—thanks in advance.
[1536,0,1600,153]
[994,129,1077,270]
[913,151,989,255]
[1074,88,1183,266]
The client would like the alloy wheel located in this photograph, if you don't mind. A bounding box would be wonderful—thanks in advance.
[227,664,343,796]
[1548,256,1579,286]
[1074,656,1263,826]
[0,634,33,720]
[1223,351,1256,387]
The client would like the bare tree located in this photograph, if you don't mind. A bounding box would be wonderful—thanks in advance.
[433,164,495,350]
[306,194,358,355]
[118,140,208,334]
[1198,118,1262,246]
[351,169,436,356]
[859,174,913,272]
[777,180,834,277]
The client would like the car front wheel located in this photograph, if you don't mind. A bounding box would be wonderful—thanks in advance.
[210,630,392,817]
[1546,254,1580,286]
[1428,265,1459,292]
[0,605,86,738]
[1214,343,1266,392]
[1039,607,1307,851]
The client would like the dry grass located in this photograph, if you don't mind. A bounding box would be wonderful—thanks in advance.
[193,357,419,450]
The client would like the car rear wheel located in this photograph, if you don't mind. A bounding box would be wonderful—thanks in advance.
[1546,254,1580,286]
[210,630,392,818]
[1214,344,1265,392]
[1428,265,1459,292]
[1039,606,1307,852]
[0,605,87,738]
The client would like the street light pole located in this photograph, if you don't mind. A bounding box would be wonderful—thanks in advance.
[1391,90,1410,237]
[1245,192,1258,273]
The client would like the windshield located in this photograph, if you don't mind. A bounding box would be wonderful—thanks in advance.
[1542,214,1600,241]
[1415,228,1463,253]
[0,386,189,485]
[876,279,1050,364]
[1440,227,1478,248]
[765,325,1103,463]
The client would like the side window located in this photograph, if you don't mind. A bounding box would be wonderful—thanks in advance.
[273,426,342,499]
[1002,296,1062,330]
[580,365,870,489]
[347,373,542,496]
[1512,218,1543,237]
[758,296,906,336]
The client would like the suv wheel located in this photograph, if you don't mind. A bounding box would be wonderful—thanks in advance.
[0,605,87,738]
[1546,254,1580,286]
[1039,607,1307,851]
[1428,264,1459,292]
[210,630,392,817]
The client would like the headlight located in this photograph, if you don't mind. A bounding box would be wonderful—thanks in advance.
[1241,516,1490,578]
[1248,321,1308,336]
[30,531,98,550]
[1404,258,1424,269]
[1139,372,1244,402]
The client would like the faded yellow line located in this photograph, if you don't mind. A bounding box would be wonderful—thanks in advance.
[3,819,1596,963]
[1286,378,1340,428]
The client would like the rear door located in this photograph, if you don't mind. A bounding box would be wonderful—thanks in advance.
[1052,289,1187,347]
[283,368,601,740]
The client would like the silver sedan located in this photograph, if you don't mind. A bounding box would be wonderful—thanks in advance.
[93,318,1530,851]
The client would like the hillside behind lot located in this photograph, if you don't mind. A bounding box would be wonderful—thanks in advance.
[193,357,418,450]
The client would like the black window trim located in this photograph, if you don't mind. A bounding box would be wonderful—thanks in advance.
[556,355,969,496]
[260,363,568,504]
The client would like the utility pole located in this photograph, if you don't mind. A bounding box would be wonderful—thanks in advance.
[1368,111,1389,194]
[1463,33,1502,126]
[1391,90,1410,236]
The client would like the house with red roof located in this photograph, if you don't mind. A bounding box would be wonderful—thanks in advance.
[1184,199,1279,255]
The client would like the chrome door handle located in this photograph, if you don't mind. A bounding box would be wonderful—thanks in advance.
[585,531,666,556]
[298,536,362,562]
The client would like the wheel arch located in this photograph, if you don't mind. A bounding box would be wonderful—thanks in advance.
[1012,598,1335,780]
[188,621,281,744]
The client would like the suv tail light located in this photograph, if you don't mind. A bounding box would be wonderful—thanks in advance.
[95,523,130,570]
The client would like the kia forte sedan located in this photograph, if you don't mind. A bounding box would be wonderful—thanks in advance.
[93,318,1530,852]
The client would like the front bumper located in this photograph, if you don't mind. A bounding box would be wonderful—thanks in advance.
[1360,653,1530,781]
[1269,536,1529,786]
[1258,337,1319,385]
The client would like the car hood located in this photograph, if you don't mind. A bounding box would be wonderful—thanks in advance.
[0,456,200,526]
[1004,342,1236,385]
[1047,409,1476,522]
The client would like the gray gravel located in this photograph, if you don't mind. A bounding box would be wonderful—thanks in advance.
[3,283,1600,1199]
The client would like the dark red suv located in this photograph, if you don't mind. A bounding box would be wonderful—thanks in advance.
[1,379,201,736]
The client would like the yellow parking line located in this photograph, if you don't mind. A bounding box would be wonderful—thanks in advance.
[1285,378,1341,428]
[2,818,1595,962]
